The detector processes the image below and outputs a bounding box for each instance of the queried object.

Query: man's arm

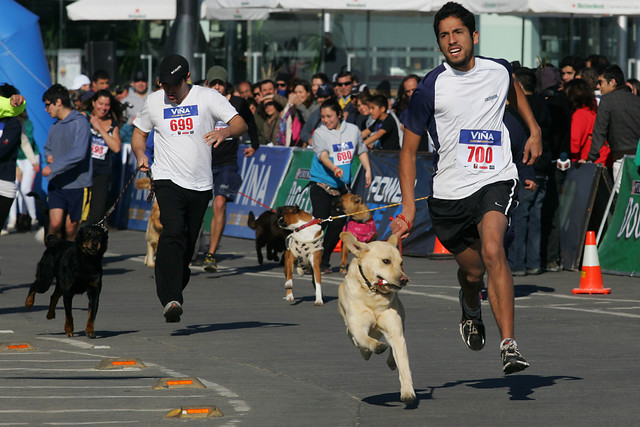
[131,127,151,171]
[203,115,248,148]
[391,129,420,237]
[588,102,609,162]
[508,81,542,165]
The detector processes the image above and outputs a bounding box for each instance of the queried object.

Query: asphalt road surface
[1,228,638,426]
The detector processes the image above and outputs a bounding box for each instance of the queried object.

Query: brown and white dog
[338,231,415,404]
[333,193,377,274]
[277,205,324,306]
[135,178,162,268]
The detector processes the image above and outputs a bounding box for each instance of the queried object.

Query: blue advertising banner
[351,151,434,257]
[222,145,293,239]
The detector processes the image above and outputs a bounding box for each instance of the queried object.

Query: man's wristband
[390,214,411,229]
[333,167,341,174]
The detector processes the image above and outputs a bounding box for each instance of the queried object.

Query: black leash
[95,165,144,228]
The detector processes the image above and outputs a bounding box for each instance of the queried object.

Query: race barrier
[119,145,634,266]
[598,157,640,277]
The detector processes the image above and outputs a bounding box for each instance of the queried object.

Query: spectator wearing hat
[70,74,91,93]
[201,65,259,273]
[123,71,149,126]
[131,54,247,323]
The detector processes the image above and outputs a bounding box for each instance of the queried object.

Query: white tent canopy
[432,0,640,16]
[67,0,178,21]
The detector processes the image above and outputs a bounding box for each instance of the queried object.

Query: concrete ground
[0,228,638,426]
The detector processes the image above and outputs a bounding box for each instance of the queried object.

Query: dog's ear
[387,234,398,247]
[340,231,368,255]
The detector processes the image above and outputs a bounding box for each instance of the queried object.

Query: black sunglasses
[264,101,275,107]
[335,81,352,87]
[276,82,287,87]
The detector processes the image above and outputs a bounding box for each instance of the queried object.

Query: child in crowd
[361,94,400,150]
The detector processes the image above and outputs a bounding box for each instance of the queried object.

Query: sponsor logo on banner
[285,180,312,212]
[616,197,640,239]
[631,180,640,195]
[238,156,271,206]
[369,176,402,204]
[295,168,310,180]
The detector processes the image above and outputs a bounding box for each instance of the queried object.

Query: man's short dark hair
[91,69,110,82]
[42,83,71,108]
[559,55,586,73]
[260,79,275,89]
[514,67,537,93]
[433,2,476,38]
[336,70,352,81]
[600,64,625,89]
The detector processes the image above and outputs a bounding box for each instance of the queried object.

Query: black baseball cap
[133,71,147,82]
[158,54,189,86]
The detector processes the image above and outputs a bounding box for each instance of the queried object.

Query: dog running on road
[25,225,108,339]
[247,209,289,265]
[338,231,415,404]
[277,205,324,306]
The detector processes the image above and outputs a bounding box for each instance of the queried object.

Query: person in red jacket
[564,79,611,167]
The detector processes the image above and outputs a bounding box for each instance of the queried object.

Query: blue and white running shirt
[401,57,518,200]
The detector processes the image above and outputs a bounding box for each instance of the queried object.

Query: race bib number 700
[456,129,503,171]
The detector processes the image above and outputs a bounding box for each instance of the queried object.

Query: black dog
[25,225,108,338]
[247,209,289,265]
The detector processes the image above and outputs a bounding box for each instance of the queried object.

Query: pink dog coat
[343,218,377,243]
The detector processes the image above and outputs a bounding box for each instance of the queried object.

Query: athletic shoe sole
[163,301,183,323]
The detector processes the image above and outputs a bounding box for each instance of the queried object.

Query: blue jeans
[507,176,547,272]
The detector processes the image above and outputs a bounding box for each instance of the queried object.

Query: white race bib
[163,105,201,137]
[331,141,355,166]
[456,129,503,171]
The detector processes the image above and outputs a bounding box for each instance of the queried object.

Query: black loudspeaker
[85,41,117,83]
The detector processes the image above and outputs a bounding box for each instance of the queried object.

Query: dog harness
[286,232,324,274]
[343,218,377,243]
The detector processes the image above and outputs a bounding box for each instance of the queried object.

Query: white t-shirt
[402,57,518,200]
[134,85,238,191]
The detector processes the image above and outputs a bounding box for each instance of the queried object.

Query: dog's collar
[293,218,322,233]
[358,264,388,293]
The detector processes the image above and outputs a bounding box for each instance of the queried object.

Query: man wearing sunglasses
[335,71,361,126]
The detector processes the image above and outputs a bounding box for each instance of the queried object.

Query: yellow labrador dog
[338,231,415,405]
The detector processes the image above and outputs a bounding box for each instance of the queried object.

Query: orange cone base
[572,267,610,294]
[572,287,611,294]
[333,240,342,252]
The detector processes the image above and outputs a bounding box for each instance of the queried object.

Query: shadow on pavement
[439,375,582,400]
[172,320,297,336]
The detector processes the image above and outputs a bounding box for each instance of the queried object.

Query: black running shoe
[501,338,530,374]
[459,289,485,351]
[163,301,182,323]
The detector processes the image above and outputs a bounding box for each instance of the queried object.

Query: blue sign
[223,145,293,239]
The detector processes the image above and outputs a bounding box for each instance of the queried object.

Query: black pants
[0,195,13,230]
[309,183,347,269]
[154,180,211,307]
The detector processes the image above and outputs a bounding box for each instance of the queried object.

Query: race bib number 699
[163,105,200,137]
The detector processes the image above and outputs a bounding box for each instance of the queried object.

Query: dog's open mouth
[377,277,403,291]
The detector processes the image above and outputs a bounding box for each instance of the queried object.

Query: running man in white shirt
[391,2,541,374]
[132,54,247,323]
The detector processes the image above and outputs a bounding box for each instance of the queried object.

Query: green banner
[272,148,360,213]
[599,157,640,277]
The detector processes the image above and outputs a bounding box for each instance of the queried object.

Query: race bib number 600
[163,105,200,137]
[456,129,503,171]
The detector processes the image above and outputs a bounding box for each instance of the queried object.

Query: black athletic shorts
[427,179,519,254]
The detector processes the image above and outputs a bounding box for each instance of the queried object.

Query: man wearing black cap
[131,54,247,323]
[202,65,260,273]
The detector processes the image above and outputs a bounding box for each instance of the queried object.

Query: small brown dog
[247,210,289,265]
[338,231,415,404]
[277,205,324,306]
[134,178,162,268]
[333,193,377,274]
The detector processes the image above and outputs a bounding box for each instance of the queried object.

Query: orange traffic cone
[333,239,342,252]
[572,231,610,294]
[429,236,454,260]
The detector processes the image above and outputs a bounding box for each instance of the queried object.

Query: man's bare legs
[203,195,227,272]
[454,210,514,341]
[48,208,79,241]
